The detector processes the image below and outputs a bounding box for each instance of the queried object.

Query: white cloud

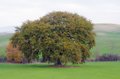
[0,0,120,32]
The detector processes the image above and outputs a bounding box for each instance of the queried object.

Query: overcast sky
[0,0,120,32]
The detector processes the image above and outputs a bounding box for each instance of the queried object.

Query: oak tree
[11,11,95,65]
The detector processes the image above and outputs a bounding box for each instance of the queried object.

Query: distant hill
[0,33,13,57]
[0,32,13,36]
[91,23,120,57]
[93,23,120,32]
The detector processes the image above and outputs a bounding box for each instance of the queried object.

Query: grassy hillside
[90,24,120,57]
[0,62,120,79]
[0,33,12,57]
[91,32,120,57]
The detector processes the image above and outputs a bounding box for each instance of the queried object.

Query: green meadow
[0,62,120,79]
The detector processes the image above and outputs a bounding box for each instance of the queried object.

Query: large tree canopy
[11,11,95,65]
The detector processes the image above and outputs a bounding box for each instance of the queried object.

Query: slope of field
[91,24,120,56]
[0,33,12,57]
[91,32,120,57]
[0,62,120,79]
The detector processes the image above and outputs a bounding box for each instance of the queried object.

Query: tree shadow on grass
[28,64,51,68]
[26,63,81,68]
[18,63,81,69]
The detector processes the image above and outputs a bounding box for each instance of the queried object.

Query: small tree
[11,11,95,65]
[6,42,24,63]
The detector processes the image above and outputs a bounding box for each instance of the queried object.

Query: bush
[6,42,24,63]
[95,54,120,61]
[0,57,6,62]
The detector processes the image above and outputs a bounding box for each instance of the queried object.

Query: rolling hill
[91,24,120,57]
[94,23,120,32]
[0,33,13,57]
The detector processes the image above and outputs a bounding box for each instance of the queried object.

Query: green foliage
[11,11,95,65]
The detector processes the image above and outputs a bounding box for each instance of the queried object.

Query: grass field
[0,62,120,79]
[91,32,120,57]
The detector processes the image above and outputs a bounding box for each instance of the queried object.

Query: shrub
[6,42,24,63]
[0,57,6,62]
[95,54,120,61]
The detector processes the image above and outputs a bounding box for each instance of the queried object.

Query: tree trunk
[27,57,32,63]
[55,59,62,66]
